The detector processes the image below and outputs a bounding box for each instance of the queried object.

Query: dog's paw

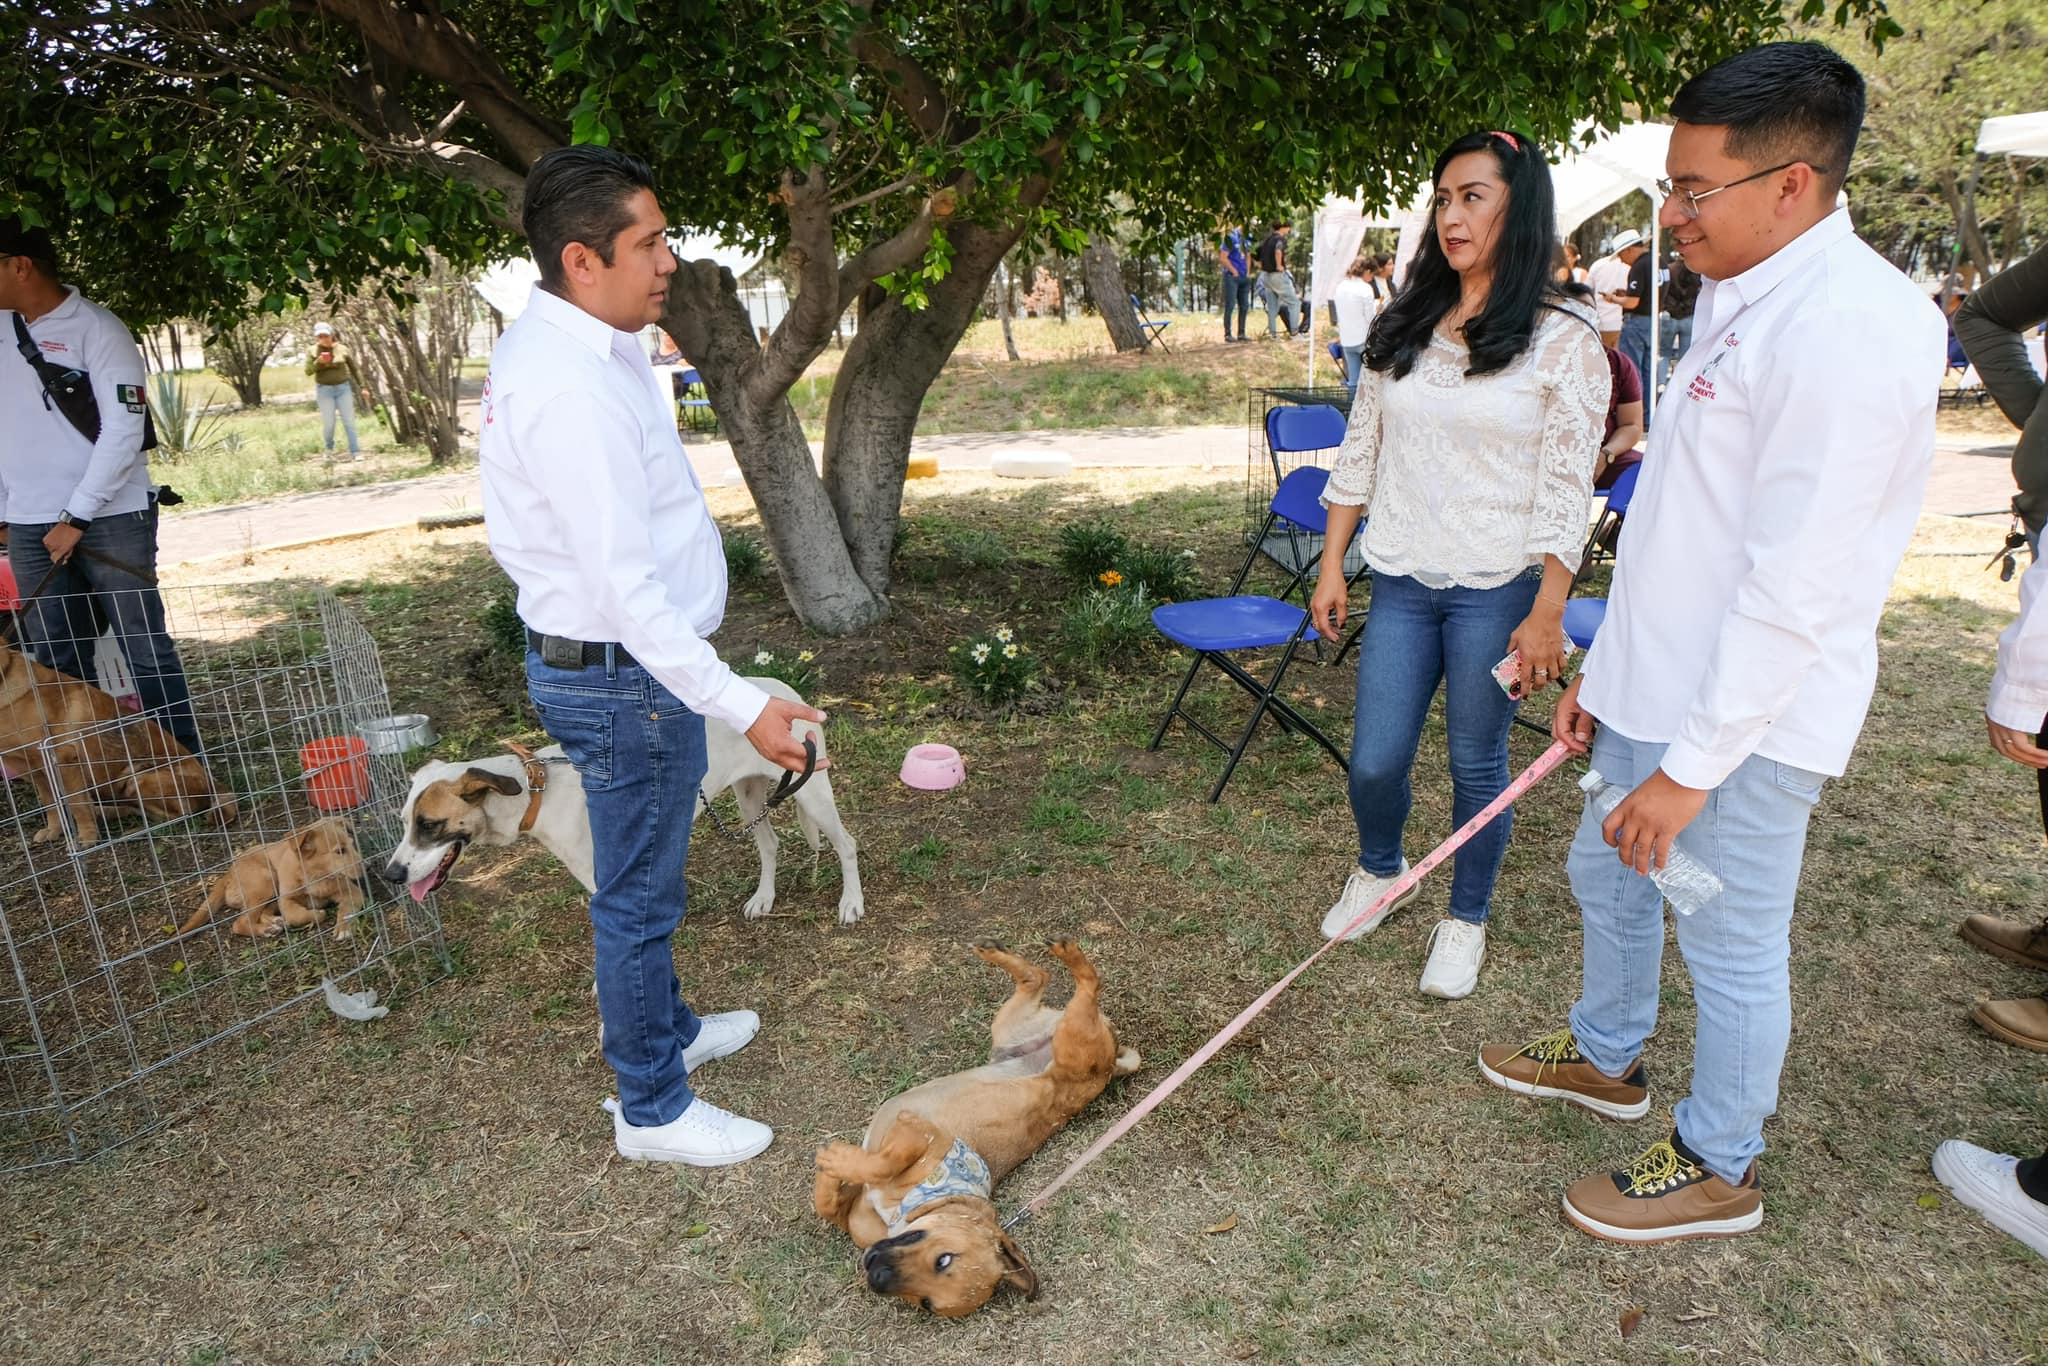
[742,888,776,920]
[814,1141,867,1180]
[257,917,287,939]
[31,825,58,845]
[1044,938,1081,960]
[836,893,864,927]
[333,921,353,942]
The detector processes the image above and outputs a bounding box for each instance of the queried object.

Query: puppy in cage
[179,817,368,940]
[0,637,239,846]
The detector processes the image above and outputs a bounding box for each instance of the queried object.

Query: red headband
[1489,130,1521,152]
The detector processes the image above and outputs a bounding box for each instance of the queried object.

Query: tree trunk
[996,260,1021,362]
[1934,164,1997,284]
[1080,236,1147,352]
[1054,255,1069,323]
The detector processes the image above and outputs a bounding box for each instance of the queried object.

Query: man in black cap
[0,217,203,756]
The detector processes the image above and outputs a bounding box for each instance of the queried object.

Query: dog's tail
[178,875,231,934]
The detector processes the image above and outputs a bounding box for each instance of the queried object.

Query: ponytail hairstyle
[1365,130,1567,379]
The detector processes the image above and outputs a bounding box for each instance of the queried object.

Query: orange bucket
[301,737,371,812]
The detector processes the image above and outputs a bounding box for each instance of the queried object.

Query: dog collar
[869,1138,994,1236]
[502,740,550,834]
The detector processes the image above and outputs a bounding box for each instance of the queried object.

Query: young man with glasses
[1478,42,1944,1243]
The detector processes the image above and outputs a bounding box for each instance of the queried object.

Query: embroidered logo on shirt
[116,382,145,414]
[38,339,68,355]
[1686,333,1739,402]
[482,376,494,426]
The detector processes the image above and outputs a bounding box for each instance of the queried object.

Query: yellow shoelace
[1512,1027,1581,1071]
[1622,1141,1699,1196]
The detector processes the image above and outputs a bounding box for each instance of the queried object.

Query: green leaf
[725,151,747,176]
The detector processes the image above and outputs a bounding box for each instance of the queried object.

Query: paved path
[158,423,2017,568]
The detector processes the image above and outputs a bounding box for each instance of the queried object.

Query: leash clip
[701,736,817,843]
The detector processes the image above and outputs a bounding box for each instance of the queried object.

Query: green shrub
[1116,543,1202,602]
[1057,520,1129,583]
[943,528,1011,573]
[950,625,1038,706]
[481,579,525,659]
[1058,585,1159,671]
[724,529,767,579]
[744,646,819,695]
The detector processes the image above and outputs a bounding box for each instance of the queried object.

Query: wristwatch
[57,511,91,532]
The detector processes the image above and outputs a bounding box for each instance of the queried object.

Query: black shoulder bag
[11,312,158,451]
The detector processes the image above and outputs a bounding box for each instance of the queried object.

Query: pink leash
[1005,739,1574,1228]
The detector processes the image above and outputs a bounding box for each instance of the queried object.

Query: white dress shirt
[1325,303,1608,588]
[0,286,154,524]
[480,285,769,733]
[1579,210,1945,789]
[1990,550,2048,732]
[1333,276,1378,348]
[1585,254,1629,334]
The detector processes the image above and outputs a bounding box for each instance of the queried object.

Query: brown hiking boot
[1972,996,2048,1052]
[1562,1134,1763,1244]
[1478,1026,1650,1121]
[1959,914,2048,973]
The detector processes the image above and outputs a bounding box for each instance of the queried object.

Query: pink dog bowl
[900,743,966,791]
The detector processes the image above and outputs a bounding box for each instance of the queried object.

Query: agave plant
[145,374,230,461]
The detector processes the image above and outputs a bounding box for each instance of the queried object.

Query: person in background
[1482,40,1943,1244]
[1218,224,1254,344]
[1931,528,2048,1258]
[1256,221,1300,338]
[1554,241,1586,287]
[1333,256,1378,387]
[1585,229,1641,348]
[0,217,205,757]
[1659,253,1701,394]
[1595,346,1646,491]
[1308,129,1607,1001]
[305,321,364,461]
[1610,233,1655,404]
[1954,243,2048,544]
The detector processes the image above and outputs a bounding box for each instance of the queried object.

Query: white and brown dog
[381,677,864,924]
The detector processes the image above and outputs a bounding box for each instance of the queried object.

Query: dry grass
[1,471,2043,1363]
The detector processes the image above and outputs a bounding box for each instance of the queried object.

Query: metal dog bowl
[359,714,437,755]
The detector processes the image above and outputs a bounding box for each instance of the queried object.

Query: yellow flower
[798,650,815,662]
[1099,569,1124,587]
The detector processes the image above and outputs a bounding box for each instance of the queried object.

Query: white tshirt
[0,286,154,524]
[1333,277,1378,348]
[480,285,769,732]
[1324,303,1609,588]
[1585,255,1629,333]
[1578,210,1945,788]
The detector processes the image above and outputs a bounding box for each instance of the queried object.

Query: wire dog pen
[0,584,445,1173]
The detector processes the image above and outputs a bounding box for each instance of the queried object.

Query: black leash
[699,736,817,843]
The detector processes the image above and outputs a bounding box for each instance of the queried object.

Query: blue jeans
[1658,316,1693,393]
[1222,273,1254,338]
[1618,316,1654,413]
[1341,344,1366,387]
[316,381,360,454]
[527,650,708,1127]
[8,504,202,756]
[1347,568,1539,924]
[1565,727,1824,1186]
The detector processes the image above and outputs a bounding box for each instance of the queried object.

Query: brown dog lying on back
[0,641,237,845]
[181,819,367,940]
[813,940,1140,1317]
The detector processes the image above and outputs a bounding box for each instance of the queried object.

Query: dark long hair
[1366,131,1566,379]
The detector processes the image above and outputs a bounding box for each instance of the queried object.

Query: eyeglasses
[1654,162,1822,220]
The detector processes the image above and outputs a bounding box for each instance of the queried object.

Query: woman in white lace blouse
[1306,130,1610,1000]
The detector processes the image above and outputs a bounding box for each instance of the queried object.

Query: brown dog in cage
[0,641,239,846]
[180,818,368,940]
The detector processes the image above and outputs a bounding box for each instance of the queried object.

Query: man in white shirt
[1584,230,1640,348]
[0,218,203,756]
[1478,42,1944,1242]
[1332,257,1378,387]
[480,147,819,1167]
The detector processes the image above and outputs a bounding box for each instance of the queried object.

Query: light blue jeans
[1341,343,1366,387]
[1618,316,1654,415]
[1348,568,1539,924]
[316,381,360,454]
[1565,727,1824,1186]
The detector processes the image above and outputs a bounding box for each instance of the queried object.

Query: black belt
[526,629,640,670]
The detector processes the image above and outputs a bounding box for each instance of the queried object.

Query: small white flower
[994,626,1014,644]
[798,650,815,662]
[1003,643,1019,659]
[1179,549,1197,561]
[753,650,773,665]
[971,643,991,663]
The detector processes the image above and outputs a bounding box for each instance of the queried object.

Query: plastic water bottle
[1578,770,1723,916]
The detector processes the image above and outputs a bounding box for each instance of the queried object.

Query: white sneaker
[684,1009,760,1073]
[1418,919,1486,1000]
[603,1095,773,1166]
[1319,861,1418,941]
[1932,1139,2048,1257]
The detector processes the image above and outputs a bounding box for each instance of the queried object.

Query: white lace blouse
[1324,303,1610,589]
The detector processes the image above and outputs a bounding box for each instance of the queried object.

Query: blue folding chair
[1563,598,1607,651]
[1130,295,1173,352]
[1576,459,1640,583]
[1149,466,1362,801]
[674,367,718,433]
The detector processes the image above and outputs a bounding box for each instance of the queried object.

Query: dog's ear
[996,1231,1039,1301]
[456,768,524,802]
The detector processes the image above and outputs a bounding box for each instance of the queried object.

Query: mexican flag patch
[116,383,145,413]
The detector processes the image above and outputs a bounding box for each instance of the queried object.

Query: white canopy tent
[1978,112,2048,157]
[1305,190,1425,384]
